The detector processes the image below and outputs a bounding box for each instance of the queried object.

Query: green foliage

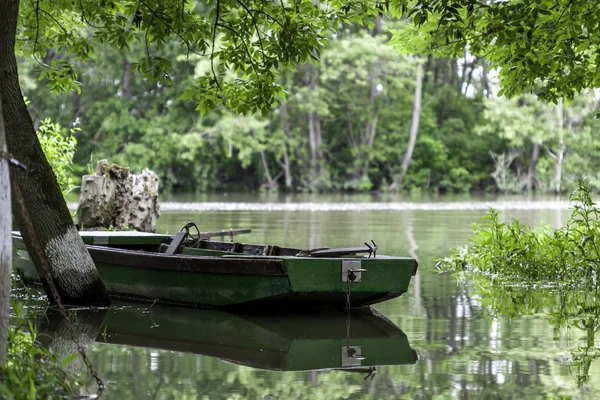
[19,8,600,194]
[436,180,600,386]
[438,180,600,286]
[16,0,385,116]
[397,0,600,106]
[0,303,80,399]
[36,119,78,195]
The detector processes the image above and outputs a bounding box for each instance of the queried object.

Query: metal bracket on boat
[342,346,366,367]
[342,260,367,283]
[93,236,109,245]
[364,240,377,258]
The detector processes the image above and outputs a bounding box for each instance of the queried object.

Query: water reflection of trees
[398,270,600,399]
[465,278,600,390]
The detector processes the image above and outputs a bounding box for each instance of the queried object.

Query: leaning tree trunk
[0,96,10,365]
[0,0,109,305]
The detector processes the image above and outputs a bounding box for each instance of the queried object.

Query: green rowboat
[12,230,418,309]
[37,302,418,372]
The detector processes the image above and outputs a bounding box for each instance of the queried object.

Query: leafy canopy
[16,0,385,115]
[17,0,600,112]
[391,0,600,104]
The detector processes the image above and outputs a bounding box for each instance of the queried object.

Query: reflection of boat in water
[37,302,418,372]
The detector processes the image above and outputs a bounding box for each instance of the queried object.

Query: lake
[47,193,600,398]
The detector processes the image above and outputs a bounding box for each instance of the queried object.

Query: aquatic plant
[0,301,81,399]
[437,180,600,387]
[1,274,85,399]
[437,179,600,287]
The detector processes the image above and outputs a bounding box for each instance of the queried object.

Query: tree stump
[76,160,160,232]
[77,175,116,228]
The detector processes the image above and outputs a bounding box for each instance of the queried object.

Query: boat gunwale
[86,245,289,276]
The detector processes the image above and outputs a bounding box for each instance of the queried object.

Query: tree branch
[137,0,194,55]
[235,0,267,65]
[78,0,101,28]
[216,21,261,75]
[211,0,222,90]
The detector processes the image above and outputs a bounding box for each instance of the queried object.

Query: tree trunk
[553,100,565,193]
[480,59,491,98]
[360,58,380,180]
[450,57,458,91]
[392,63,423,190]
[259,150,277,189]
[0,96,10,365]
[122,60,132,98]
[490,149,521,192]
[0,0,109,305]
[307,65,322,183]
[279,102,292,189]
[358,16,382,181]
[526,142,541,191]
[361,113,379,178]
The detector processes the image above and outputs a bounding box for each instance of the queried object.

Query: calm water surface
[63,194,600,399]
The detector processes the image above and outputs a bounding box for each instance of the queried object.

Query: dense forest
[21,19,600,194]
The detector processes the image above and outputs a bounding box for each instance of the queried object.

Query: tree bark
[0,96,10,365]
[122,60,132,98]
[358,15,382,181]
[259,150,276,189]
[306,64,322,183]
[0,0,109,305]
[553,99,565,193]
[527,142,541,191]
[279,101,292,189]
[360,57,380,180]
[392,63,423,190]
[480,59,491,98]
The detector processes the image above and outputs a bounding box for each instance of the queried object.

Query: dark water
[55,195,600,398]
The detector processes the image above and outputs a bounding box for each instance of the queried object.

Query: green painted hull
[12,231,417,309]
[37,302,418,371]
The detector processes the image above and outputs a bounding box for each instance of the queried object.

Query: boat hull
[12,232,417,309]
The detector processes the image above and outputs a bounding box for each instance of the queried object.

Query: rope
[345,273,351,351]
[12,174,104,394]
